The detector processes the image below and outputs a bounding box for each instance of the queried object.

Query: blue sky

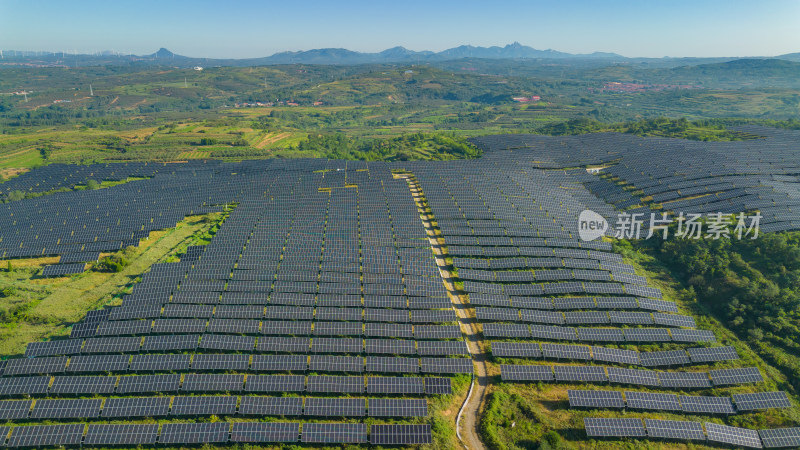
[1,0,798,58]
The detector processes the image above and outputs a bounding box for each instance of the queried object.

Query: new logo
[578,209,608,241]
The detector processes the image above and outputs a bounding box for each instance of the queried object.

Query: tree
[86,179,100,190]
[7,191,25,202]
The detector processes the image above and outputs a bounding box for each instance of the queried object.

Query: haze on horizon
[1,0,798,59]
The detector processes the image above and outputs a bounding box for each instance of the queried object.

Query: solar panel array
[3,130,800,447]
[584,417,791,448]
[568,390,789,414]
[0,161,463,446]
[492,342,738,366]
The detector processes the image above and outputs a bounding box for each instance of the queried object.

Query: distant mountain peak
[151,48,175,58]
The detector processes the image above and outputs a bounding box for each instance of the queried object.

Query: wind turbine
[89,84,93,96]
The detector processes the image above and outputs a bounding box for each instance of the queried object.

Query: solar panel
[482,323,535,338]
[307,375,364,393]
[553,365,607,382]
[251,355,307,372]
[304,397,366,417]
[639,350,691,367]
[759,427,800,449]
[7,424,85,447]
[366,356,419,373]
[101,396,170,417]
[644,419,705,441]
[0,375,50,396]
[239,396,303,416]
[607,367,660,386]
[31,398,102,419]
[311,337,362,354]
[625,391,681,411]
[230,422,300,443]
[500,364,554,382]
[733,392,792,411]
[491,342,542,358]
[368,398,427,417]
[181,374,245,392]
[192,354,250,371]
[301,423,367,444]
[529,325,576,341]
[66,354,129,373]
[425,377,453,394]
[417,340,468,356]
[680,395,736,414]
[370,424,432,445]
[705,422,763,449]
[366,376,424,394]
[84,424,159,446]
[568,390,624,409]
[170,395,238,415]
[577,328,624,342]
[659,371,712,389]
[49,375,117,394]
[159,422,230,444]
[591,346,640,365]
[710,367,763,386]
[584,417,646,437]
[245,375,305,393]
[687,346,739,364]
[309,355,364,372]
[116,374,180,394]
[624,328,671,342]
[0,399,32,420]
[421,357,473,374]
[543,343,592,360]
[415,325,463,339]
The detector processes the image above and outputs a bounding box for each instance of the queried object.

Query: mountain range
[2,42,799,68]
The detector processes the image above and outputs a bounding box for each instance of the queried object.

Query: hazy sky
[1,0,798,58]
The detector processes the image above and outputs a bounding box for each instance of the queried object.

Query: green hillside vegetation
[623,231,800,395]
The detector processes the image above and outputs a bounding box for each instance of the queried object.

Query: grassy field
[0,211,225,357]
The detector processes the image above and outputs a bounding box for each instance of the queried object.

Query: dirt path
[399,174,488,450]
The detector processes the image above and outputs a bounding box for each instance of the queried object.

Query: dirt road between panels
[400,174,488,450]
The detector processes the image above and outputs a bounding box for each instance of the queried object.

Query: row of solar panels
[1,355,472,377]
[457,267,647,286]
[0,374,451,397]
[501,364,763,388]
[27,337,468,358]
[0,422,432,447]
[477,307,695,328]
[463,280,662,299]
[492,342,738,367]
[102,306,457,322]
[569,389,790,414]
[483,323,715,343]
[72,319,461,339]
[468,293,679,313]
[0,396,429,419]
[118,293,452,308]
[584,417,798,449]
